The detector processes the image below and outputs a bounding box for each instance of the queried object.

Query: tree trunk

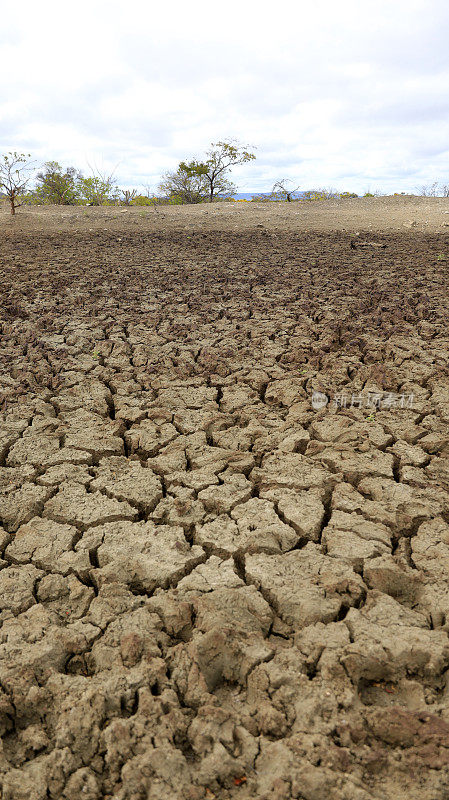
[10,198,15,215]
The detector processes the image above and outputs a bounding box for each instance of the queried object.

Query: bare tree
[271,179,300,202]
[418,181,440,197]
[0,152,34,214]
[121,189,137,206]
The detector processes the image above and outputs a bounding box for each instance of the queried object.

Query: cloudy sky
[1,0,448,194]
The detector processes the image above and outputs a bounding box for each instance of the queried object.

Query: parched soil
[0,201,449,799]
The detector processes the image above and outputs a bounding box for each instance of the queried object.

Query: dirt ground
[2,194,449,235]
[0,198,449,799]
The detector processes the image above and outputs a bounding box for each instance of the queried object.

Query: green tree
[158,160,209,204]
[35,161,81,205]
[159,140,256,204]
[77,169,119,205]
[199,140,256,202]
[0,152,34,214]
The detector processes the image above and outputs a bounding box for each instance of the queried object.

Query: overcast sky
[1,0,448,194]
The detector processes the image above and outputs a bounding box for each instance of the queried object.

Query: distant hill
[232,191,304,200]
[233,192,272,199]
[233,192,264,199]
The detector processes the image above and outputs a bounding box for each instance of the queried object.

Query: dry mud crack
[0,206,449,799]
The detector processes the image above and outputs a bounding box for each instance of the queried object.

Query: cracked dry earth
[0,221,449,800]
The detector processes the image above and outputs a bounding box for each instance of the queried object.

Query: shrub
[302,190,329,201]
[131,194,157,206]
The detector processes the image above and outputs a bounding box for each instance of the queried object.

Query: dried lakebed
[0,225,448,799]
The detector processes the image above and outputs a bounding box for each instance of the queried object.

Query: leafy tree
[159,140,256,204]
[0,152,34,214]
[199,140,256,202]
[35,161,81,205]
[77,170,119,205]
[158,160,209,204]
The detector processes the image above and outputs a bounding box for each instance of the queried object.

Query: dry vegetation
[0,197,448,799]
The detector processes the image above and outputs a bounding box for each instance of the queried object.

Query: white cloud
[1,0,448,193]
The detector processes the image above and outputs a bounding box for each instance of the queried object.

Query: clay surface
[0,199,449,798]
